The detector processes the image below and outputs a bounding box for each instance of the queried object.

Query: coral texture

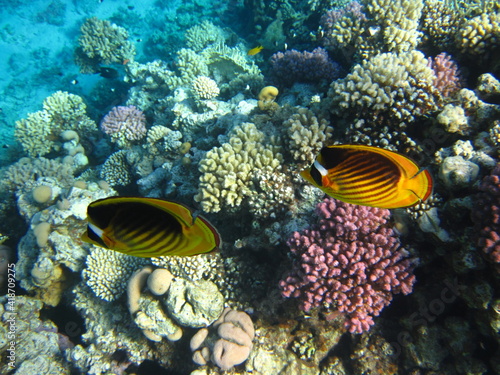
[194,122,283,213]
[191,308,254,370]
[15,91,97,157]
[269,47,341,86]
[428,52,462,98]
[101,105,147,147]
[77,17,135,72]
[329,50,440,127]
[472,163,500,271]
[192,75,220,99]
[279,198,415,333]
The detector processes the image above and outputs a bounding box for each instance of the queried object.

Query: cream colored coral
[330,50,439,124]
[192,76,220,99]
[456,12,500,57]
[14,111,53,157]
[79,17,135,64]
[185,20,226,52]
[367,0,423,53]
[284,108,333,164]
[100,150,131,187]
[194,123,282,213]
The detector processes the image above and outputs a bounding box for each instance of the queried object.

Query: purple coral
[320,1,367,50]
[428,52,462,98]
[279,198,416,333]
[101,105,147,142]
[472,163,500,271]
[269,47,341,87]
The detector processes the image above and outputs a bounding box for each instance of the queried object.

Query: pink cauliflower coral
[279,198,416,333]
[428,52,462,98]
[101,105,147,144]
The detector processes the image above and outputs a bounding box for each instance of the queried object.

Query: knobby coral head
[279,198,416,334]
[101,105,147,145]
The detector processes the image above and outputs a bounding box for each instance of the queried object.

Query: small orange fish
[247,45,264,56]
[300,144,433,209]
[123,59,130,65]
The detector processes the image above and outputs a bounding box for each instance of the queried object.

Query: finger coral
[194,122,283,213]
[279,198,416,333]
[76,17,135,73]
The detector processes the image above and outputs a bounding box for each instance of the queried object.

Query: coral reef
[280,198,415,333]
[100,105,147,147]
[328,50,440,128]
[194,122,283,213]
[190,308,254,371]
[76,17,135,73]
[472,163,500,270]
[14,91,97,157]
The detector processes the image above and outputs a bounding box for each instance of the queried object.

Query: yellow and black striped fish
[300,144,433,209]
[81,197,221,257]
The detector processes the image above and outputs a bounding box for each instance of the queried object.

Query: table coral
[279,198,416,333]
[185,20,227,52]
[194,122,283,213]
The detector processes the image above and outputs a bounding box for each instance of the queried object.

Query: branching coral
[456,11,500,60]
[194,123,283,213]
[100,150,132,187]
[192,76,220,100]
[329,50,441,128]
[100,105,147,147]
[76,17,135,73]
[280,198,416,333]
[15,91,97,157]
[283,107,333,164]
[185,20,227,52]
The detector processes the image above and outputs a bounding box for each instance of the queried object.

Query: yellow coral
[194,123,282,213]
[456,12,500,57]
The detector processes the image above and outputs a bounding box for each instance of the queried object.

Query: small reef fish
[301,144,433,209]
[247,45,264,56]
[81,197,221,257]
[96,67,119,79]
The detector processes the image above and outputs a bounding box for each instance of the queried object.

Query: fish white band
[88,222,104,238]
[314,160,328,176]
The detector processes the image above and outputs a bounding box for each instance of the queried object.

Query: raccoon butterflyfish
[300,144,433,209]
[247,45,264,56]
[81,197,221,257]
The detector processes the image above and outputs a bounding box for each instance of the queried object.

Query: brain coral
[194,122,283,213]
[329,50,440,127]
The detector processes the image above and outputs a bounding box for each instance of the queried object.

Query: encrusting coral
[194,122,283,213]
